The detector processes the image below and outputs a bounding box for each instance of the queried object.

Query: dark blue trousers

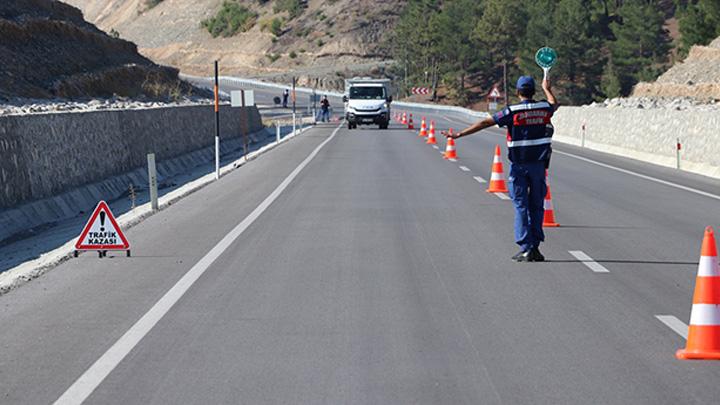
[507,162,547,251]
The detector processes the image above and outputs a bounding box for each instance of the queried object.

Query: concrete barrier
[552,106,720,179]
[0,104,262,242]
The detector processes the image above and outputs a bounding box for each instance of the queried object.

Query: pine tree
[519,0,556,76]
[678,0,720,56]
[432,0,485,103]
[600,59,622,99]
[549,0,604,104]
[473,0,527,85]
[609,0,670,95]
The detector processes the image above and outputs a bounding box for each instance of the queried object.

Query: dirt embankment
[63,0,401,85]
[633,37,720,101]
[0,0,199,100]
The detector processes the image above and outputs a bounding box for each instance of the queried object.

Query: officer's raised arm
[542,78,559,110]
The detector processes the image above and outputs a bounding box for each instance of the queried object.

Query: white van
[343,78,392,130]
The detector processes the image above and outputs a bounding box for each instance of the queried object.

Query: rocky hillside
[0,0,198,101]
[62,0,402,85]
[633,36,720,101]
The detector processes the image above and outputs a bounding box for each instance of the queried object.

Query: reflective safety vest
[492,100,555,163]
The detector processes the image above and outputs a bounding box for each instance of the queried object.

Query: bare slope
[63,0,401,79]
[0,0,196,100]
[633,37,720,100]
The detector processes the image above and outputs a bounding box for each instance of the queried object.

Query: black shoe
[516,247,545,262]
[527,247,545,262]
[511,250,527,261]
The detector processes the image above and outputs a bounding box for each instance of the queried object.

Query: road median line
[568,250,610,273]
[655,315,689,339]
[555,150,720,201]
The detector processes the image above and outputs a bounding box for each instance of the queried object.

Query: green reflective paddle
[535,47,557,79]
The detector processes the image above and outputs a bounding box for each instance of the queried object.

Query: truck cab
[343,78,392,130]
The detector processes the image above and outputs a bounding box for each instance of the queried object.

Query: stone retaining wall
[552,107,720,179]
[0,105,262,209]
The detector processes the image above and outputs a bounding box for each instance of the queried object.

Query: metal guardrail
[181,74,490,120]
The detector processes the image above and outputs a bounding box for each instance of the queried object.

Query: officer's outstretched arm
[442,117,496,139]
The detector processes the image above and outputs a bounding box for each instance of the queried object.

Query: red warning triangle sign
[489,86,501,98]
[75,201,130,250]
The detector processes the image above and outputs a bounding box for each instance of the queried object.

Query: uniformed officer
[444,76,559,262]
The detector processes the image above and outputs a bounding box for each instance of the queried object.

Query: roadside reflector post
[231,89,253,161]
[581,122,586,148]
[276,121,281,144]
[293,112,297,135]
[676,138,681,170]
[214,61,220,180]
[147,153,158,211]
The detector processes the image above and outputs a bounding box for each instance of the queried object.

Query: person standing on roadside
[443,76,559,262]
[282,88,289,108]
[320,95,330,122]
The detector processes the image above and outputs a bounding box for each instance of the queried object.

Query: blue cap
[516,76,535,90]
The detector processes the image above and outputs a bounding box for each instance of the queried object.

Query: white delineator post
[276,121,281,144]
[292,112,297,135]
[147,153,158,211]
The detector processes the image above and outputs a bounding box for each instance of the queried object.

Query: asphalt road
[1,106,720,404]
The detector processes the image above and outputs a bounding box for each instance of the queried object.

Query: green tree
[600,59,622,98]
[678,0,720,56]
[391,0,442,97]
[550,0,604,104]
[201,1,258,38]
[609,0,670,95]
[431,0,485,103]
[474,0,527,65]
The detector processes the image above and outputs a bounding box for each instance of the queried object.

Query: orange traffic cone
[408,114,415,130]
[426,123,437,145]
[486,145,508,193]
[401,112,407,125]
[419,117,428,137]
[444,130,457,160]
[543,171,560,227]
[677,226,720,360]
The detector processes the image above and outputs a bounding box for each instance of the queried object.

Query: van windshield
[349,86,386,100]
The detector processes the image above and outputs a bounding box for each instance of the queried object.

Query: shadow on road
[545,259,696,265]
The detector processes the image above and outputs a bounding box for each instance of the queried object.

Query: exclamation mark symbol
[100,211,106,232]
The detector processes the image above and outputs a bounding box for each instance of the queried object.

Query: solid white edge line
[568,250,610,273]
[53,123,343,405]
[459,166,471,172]
[655,315,689,340]
[494,193,510,200]
[555,150,720,201]
[473,176,487,184]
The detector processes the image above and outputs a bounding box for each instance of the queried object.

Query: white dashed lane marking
[568,250,610,273]
[494,193,510,200]
[655,315,689,339]
[459,166,471,172]
[473,176,487,184]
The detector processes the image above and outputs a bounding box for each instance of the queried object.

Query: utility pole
[503,61,508,107]
[292,76,297,135]
[214,61,220,180]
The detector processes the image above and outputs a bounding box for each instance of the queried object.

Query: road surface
[1,106,720,404]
